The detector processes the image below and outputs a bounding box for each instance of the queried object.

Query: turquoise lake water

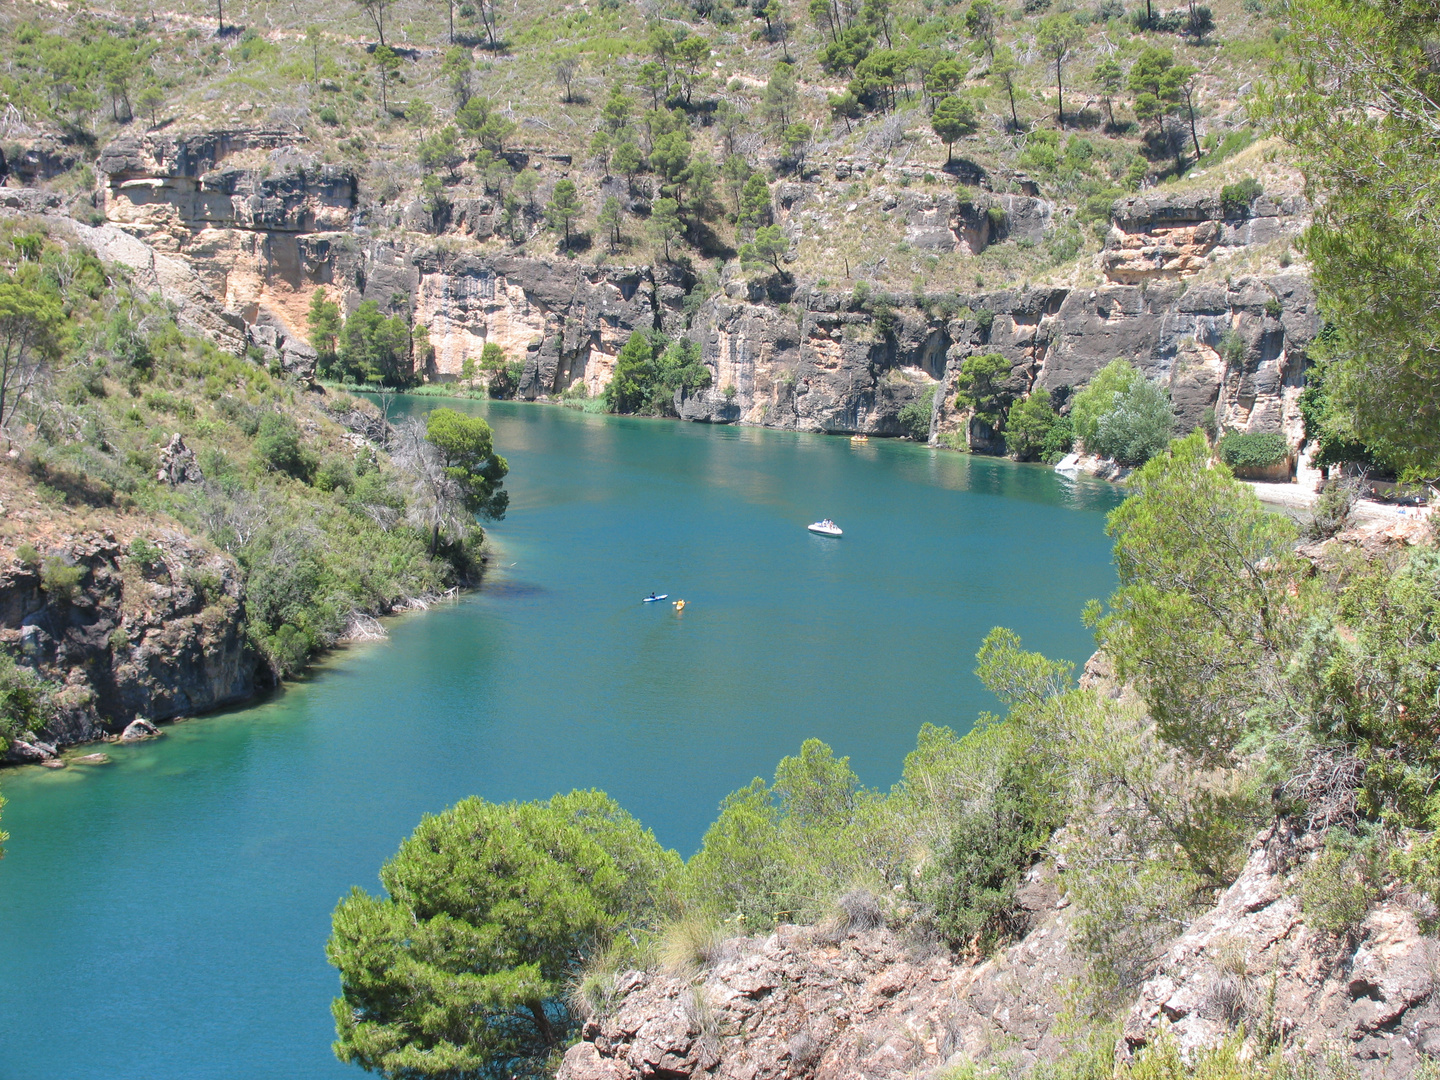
[0,401,1122,1078]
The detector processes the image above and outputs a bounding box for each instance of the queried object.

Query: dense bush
[328,791,680,1077]
[336,301,413,387]
[897,385,934,441]
[1070,359,1139,451]
[0,650,52,747]
[953,353,1014,430]
[1004,390,1066,461]
[254,413,317,482]
[1220,177,1264,218]
[604,331,712,415]
[1088,377,1174,466]
[1218,431,1288,470]
[40,556,85,603]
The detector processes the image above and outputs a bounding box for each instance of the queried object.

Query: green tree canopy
[338,300,411,386]
[931,94,979,162]
[954,352,1013,428]
[1089,376,1174,466]
[965,0,1001,56]
[1091,432,1303,764]
[0,264,64,435]
[1128,46,1191,129]
[597,195,623,250]
[647,197,682,260]
[1036,14,1083,125]
[1004,390,1058,461]
[1070,358,1140,450]
[989,45,1021,130]
[307,288,342,373]
[687,739,868,926]
[605,330,657,413]
[740,224,790,280]
[738,172,773,232]
[425,407,509,521]
[545,179,582,248]
[328,790,681,1078]
[1259,0,1440,479]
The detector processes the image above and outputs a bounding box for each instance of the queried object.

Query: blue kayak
[642,594,669,602]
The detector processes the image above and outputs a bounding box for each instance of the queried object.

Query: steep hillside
[0,0,1312,466]
[0,215,502,758]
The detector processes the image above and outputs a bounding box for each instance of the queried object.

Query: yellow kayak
[673,599,686,611]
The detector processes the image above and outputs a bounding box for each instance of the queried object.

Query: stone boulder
[120,717,161,741]
[157,433,203,486]
[6,738,58,763]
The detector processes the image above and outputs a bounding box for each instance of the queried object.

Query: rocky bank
[86,129,1316,459]
[0,525,255,760]
[558,829,1439,1080]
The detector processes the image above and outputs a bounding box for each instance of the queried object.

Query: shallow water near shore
[0,401,1122,1079]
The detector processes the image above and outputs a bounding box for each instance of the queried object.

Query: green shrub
[254,413,317,482]
[40,557,85,603]
[0,650,51,747]
[314,455,355,493]
[1220,177,1263,218]
[109,626,130,651]
[1219,431,1289,470]
[1042,414,1075,462]
[327,791,681,1077]
[921,771,1049,951]
[1304,476,1362,540]
[1090,378,1174,466]
[1299,836,1379,936]
[897,385,935,441]
[1004,390,1059,461]
[127,536,163,566]
[1071,359,1140,451]
[686,739,871,928]
[15,543,39,568]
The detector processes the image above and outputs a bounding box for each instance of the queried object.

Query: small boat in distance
[808,519,843,537]
[642,593,669,602]
[850,434,869,443]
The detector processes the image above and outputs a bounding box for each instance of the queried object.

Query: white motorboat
[807,519,843,537]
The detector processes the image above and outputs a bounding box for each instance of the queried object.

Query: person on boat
[647,592,657,600]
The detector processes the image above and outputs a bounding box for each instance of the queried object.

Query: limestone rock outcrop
[1122,825,1440,1076]
[679,273,1316,449]
[78,127,1316,453]
[1103,191,1308,284]
[559,871,1086,1080]
[156,433,203,486]
[97,130,357,362]
[560,832,1437,1080]
[0,530,257,749]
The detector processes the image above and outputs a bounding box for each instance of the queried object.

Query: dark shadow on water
[480,580,547,599]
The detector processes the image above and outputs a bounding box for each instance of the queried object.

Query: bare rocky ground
[559,835,1440,1080]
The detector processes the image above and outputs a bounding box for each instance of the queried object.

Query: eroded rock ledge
[0,527,255,754]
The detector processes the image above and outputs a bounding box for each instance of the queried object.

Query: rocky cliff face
[558,832,1438,1080]
[1122,823,1440,1075]
[561,872,1082,1080]
[0,523,256,756]
[681,272,1315,450]
[87,127,1315,452]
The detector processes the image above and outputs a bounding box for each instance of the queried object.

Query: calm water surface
[0,401,1122,1079]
